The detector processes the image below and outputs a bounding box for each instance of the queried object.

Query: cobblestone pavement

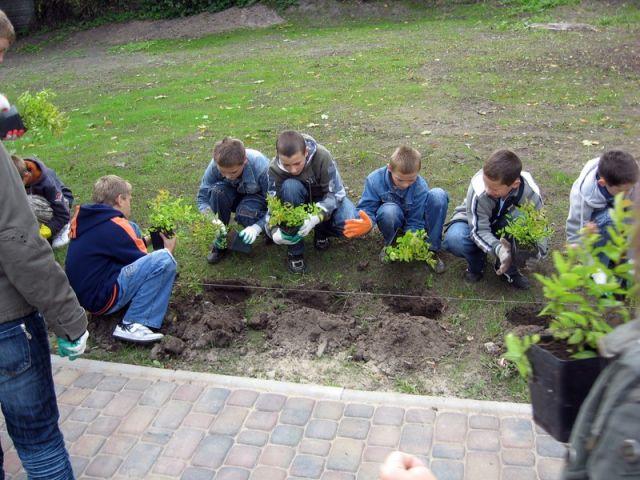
[1,357,566,480]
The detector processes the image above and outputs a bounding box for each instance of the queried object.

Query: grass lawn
[2,0,638,401]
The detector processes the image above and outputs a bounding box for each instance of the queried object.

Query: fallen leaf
[154,95,167,100]
[307,122,320,127]
[582,139,600,146]
[321,114,329,120]
[253,80,265,84]
[420,130,432,136]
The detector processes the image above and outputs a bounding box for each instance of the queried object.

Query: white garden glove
[298,212,323,237]
[0,94,10,111]
[239,224,262,244]
[272,228,301,245]
[495,238,512,275]
[57,330,89,361]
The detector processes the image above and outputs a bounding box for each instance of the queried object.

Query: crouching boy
[443,149,545,290]
[12,154,74,248]
[66,175,177,344]
[344,145,449,272]
[266,130,357,273]
[196,137,270,264]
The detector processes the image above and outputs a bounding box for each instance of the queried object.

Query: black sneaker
[464,270,483,283]
[314,233,330,251]
[207,246,227,264]
[287,254,307,274]
[504,271,531,290]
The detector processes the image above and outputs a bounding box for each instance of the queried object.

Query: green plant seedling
[267,196,322,229]
[384,229,436,268]
[498,201,553,249]
[17,90,68,138]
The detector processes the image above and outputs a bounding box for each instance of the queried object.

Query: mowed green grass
[2,0,639,400]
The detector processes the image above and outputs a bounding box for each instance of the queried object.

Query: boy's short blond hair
[213,137,246,168]
[389,146,421,174]
[92,175,132,206]
[0,10,16,44]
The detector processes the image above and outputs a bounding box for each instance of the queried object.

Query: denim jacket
[196,148,270,227]
[356,166,429,232]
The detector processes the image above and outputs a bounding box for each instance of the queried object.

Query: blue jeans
[279,178,357,256]
[376,188,449,250]
[591,207,614,265]
[0,313,73,480]
[206,181,267,228]
[107,250,177,329]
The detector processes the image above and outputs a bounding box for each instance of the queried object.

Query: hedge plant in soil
[384,229,436,269]
[267,195,322,235]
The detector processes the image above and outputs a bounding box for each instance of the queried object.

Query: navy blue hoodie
[65,204,147,314]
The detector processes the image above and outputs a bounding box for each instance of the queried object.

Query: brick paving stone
[537,435,568,458]
[327,438,365,472]
[259,444,295,468]
[435,412,467,443]
[124,378,153,391]
[173,383,204,402]
[469,414,500,430]
[118,406,158,435]
[501,417,534,449]
[58,387,91,406]
[69,407,101,423]
[271,424,304,446]
[363,446,393,463]
[153,456,187,476]
[299,438,332,456]
[86,415,121,436]
[60,421,87,442]
[227,389,259,407]
[58,404,73,423]
[69,434,105,456]
[255,393,287,412]
[2,450,21,475]
[96,375,128,392]
[314,401,345,420]
[467,429,500,452]
[237,429,269,447]
[399,424,432,455]
[281,398,316,425]
[466,452,500,480]
[85,455,123,478]
[344,404,374,419]
[430,460,464,480]
[73,372,104,389]
[153,400,192,429]
[194,387,230,414]
[502,466,538,480]
[225,444,261,469]
[245,410,278,431]
[538,457,565,480]
[291,454,326,478]
[181,467,215,480]
[368,425,401,448]
[192,434,234,469]
[372,407,404,426]
[405,408,436,424]
[502,448,535,466]
[119,442,162,477]
[217,466,250,480]
[183,412,215,429]
[70,455,90,477]
[82,390,115,409]
[432,444,465,460]
[306,419,338,440]
[356,462,380,480]
[164,428,205,459]
[102,435,138,456]
[142,427,173,445]
[140,381,176,407]
[249,466,286,480]
[102,390,141,417]
[322,472,356,480]
[53,368,81,386]
[210,406,249,435]
[338,418,370,440]
[54,383,66,397]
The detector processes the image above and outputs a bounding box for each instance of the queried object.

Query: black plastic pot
[280,225,300,236]
[527,337,608,442]
[150,228,173,251]
[511,240,537,268]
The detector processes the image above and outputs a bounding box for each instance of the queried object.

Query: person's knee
[280,179,306,204]
[428,188,449,211]
[155,250,177,274]
[443,225,466,254]
[377,203,403,224]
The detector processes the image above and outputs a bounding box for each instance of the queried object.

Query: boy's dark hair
[390,146,421,174]
[483,149,522,185]
[276,131,306,158]
[0,10,15,44]
[213,137,246,168]
[598,150,639,186]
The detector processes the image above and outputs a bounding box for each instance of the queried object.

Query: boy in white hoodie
[566,150,638,255]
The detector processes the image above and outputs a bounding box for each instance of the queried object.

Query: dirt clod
[161,335,186,355]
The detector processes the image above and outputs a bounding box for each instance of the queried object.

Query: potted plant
[504,194,635,442]
[383,229,436,269]
[267,196,322,236]
[147,190,199,250]
[498,201,553,268]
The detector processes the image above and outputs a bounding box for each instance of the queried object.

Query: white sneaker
[52,224,70,249]
[113,323,163,344]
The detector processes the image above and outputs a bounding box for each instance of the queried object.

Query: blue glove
[57,330,89,361]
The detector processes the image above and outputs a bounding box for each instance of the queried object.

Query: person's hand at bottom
[379,452,437,480]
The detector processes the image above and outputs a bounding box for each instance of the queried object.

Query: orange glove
[344,210,373,238]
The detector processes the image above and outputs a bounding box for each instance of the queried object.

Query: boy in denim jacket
[197,137,269,264]
[344,146,449,272]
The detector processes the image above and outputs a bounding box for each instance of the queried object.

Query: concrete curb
[52,355,532,416]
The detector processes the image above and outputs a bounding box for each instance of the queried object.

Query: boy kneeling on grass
[196,137,270,264]
[65,175,177,344]
[12,154,74,248]
[343,145,449,272]
[266,130,357,274]
[443,149,546,290]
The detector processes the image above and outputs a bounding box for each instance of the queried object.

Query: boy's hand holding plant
[239,224,262,245]
[298,204,326,237]
[495,238,513,275]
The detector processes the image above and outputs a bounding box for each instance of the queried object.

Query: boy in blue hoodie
[266,130,357,273]
[344,146,449,272]
[66,175,177,344]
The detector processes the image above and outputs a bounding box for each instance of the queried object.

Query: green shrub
[17,90,68,138]
[147,190,199,234]
[384,230,436,268]
[267,196,321,229]
[498,201,552,250]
